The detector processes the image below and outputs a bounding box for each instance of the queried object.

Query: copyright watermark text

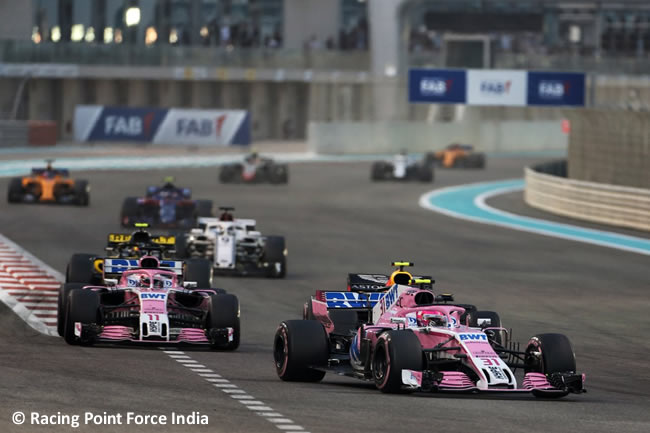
[11,411,208,428]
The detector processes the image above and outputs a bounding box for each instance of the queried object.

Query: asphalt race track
[1,158,649,433]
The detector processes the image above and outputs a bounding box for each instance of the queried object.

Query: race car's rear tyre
[64,289,100,345]
[471,153,486,168]
[74,180,90,206]
[270,164,289,184]
[476,311,505,346]
[219,164,241,183]
[417,164,434,182]
[209,293,240,350]
[185,258,213,288]
[264,236,287,278]
[274,320,328,382]
[372,330,423,393]
[7,178,23,203]
[57,283,85,337]
[175,234,188,259]
[121,197,140,227]
[196,200,213,217]
[525,333,576,377]
[371,162,387,181]
[66,253,96,284]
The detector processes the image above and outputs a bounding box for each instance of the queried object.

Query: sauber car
[371,151,433,182]
[120,177,213,228]
[58,256,239,349]
[426,143,486,168]
[276,268,585,397]
[219,152,288,184]
[177,207,287,278]
[7,159,90,205]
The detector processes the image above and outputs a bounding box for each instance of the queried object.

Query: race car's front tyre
[219,164,241,183]
[264,236,287,278]
[74,180,90,206]
[525,333,577,398]
[63,289,100,345]
[57,283,85,337]
[372,330,423,393]
[7,178,23,203]
[476,310,505,346]
[274,320,327,382]
[471,153,486,168]
[66,253,96,284]
[185,258,213,288]
[120,197,140,227]
[208,293,240,350]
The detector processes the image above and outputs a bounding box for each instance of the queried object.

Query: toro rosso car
[58,256,239,349]
[276,271,585,397]
[65,225,213,289]
[426,143,486,168]
[219,152,288,184]
[121,177,213,228]
[7,159,90,205]
[177,207,287,278]
[371,151,433,182]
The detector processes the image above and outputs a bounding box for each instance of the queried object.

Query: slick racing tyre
[219,164,241,183]
[209,294,240,350]
[372,330,423,393]
[417,164,434,182]
[371,162,387,181]
[195,200,213,217]
[74,180,90,206]
[269,164,289,184]
[525,333,576,376]
[66,253,96,284]
[185,258,213,288]
[274,320,328,382]
[64,289,100,345]
[7,178,23,203]
[57,283,85,337]
[264,236,287,278]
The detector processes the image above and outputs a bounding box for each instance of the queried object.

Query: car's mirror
[183,281,198,289]
[104,278,118,287]
[390,317,407,324]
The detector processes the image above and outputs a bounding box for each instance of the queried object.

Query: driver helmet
[139,275,151,287]
[387,269,413,286]
[219,211,234,221]
[416,310,447,327]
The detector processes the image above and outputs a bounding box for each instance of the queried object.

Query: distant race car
[371,152,433,182]
[63,224,214,288]
[426,143,486,168]
[7,159,90,205]
[120,177,213,228]
[219,152,288,184]
[177,207,287,278]
[276,264,585,397]
[58,256,239,349]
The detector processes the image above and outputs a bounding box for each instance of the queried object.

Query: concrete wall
[568,109,650,188]
[309,120,568,154]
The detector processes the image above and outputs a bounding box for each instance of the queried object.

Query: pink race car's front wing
[402,370,586,397]
[78,324,234,345]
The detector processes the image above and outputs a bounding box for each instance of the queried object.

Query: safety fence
[525,162,650,232]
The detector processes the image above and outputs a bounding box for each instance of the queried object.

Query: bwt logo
[459,333,488,341]
[141,293,166,300]
[176,115,227,138]
[420,78,451,96]
[480,80,511,95]
[538,81,569,99]
[104,113,155,136]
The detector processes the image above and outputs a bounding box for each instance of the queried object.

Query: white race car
[177,207,287,278]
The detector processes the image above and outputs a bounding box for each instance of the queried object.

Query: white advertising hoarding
[466,70,527,106]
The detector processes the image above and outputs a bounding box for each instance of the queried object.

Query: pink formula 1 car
[59,257,239,350]
[274,283,585,397]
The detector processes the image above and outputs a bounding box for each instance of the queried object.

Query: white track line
[160,349,309,432]
[0,234,63,336]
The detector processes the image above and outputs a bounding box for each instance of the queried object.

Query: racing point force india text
[24,411,208,428]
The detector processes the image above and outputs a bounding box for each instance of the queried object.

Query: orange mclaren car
[426,143,486,169]
[7,160,90,205]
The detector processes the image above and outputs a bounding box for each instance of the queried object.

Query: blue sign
[527,72,585,106]
[87,107,168,142]
[408,69,467,104]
